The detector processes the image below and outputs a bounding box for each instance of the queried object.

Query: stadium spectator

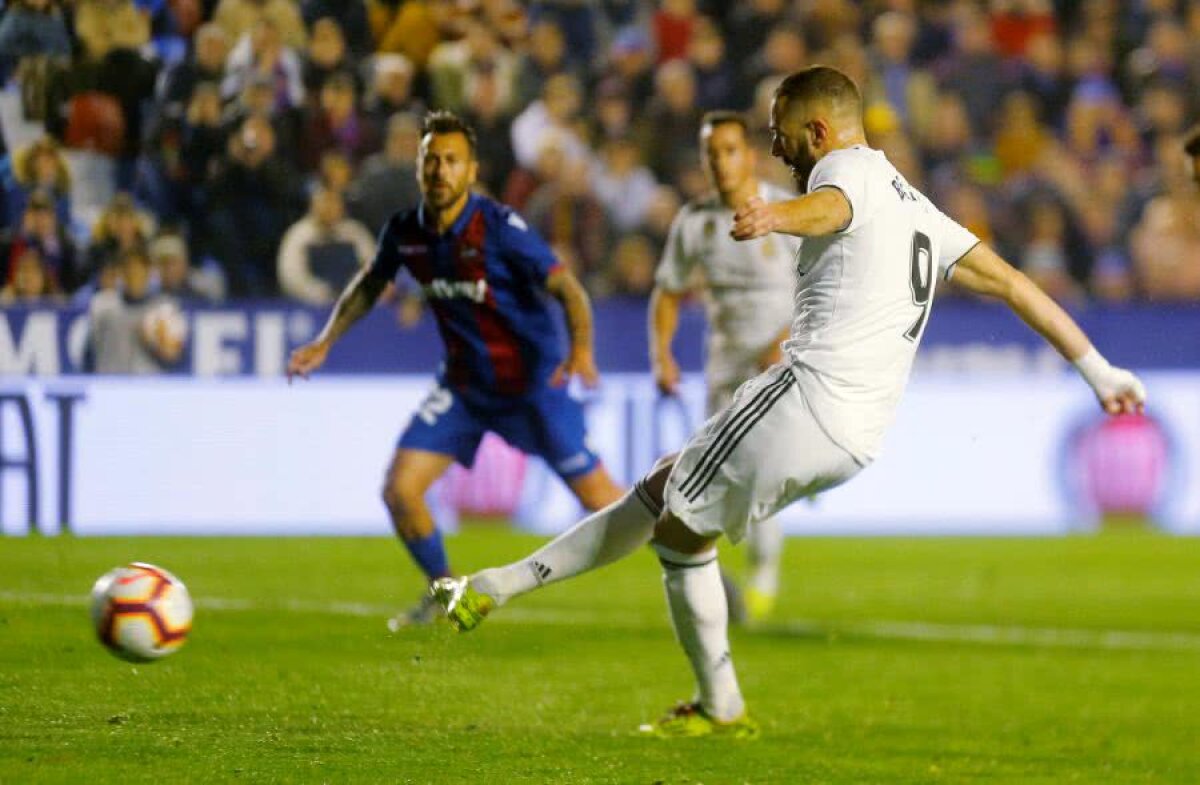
[988,0,1056,58]
[427,19,517,115]
[591,137,658,234]
[298,71,379,171]
[1130,140,1200,300]
[277,186,373,305]
[364,54,423,129]
[686,17,736,112]
[369,0,440,67]
[203,114,305,296]
[463,67,516,198]
[302,17,360,97]
[869,11,936,135]
[0,0,71,82]
[1016,31,1071,129]
[346,112,420,233]
[214,0,307,50]
[739,24,807,104]
[1018,195,1083,303]
[525,157,610,287]
[150,230,225,303]
[937,8,1008,136]
[527,0,599,67]
[2,189,79,292]
[314,149,354,194]
[513,19,571,108]
[222,18,305,111]
[74,0,150,55]
[301,0,370,57]
[1,136,71,229]
[585,78,648,152]
[86,192,155,283]
[724,0,790,69]
[84,245,187,373]
[502,134,565,212]
[994,91,1052,178]
[604,26,655,111]
[510,73,588,170]
[0,245,61,305]
[158,23,230,114]
[46,9,158,172]
[643,60,703,186]
[652,0,698,64]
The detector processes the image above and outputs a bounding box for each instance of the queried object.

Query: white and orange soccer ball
[90,563,193,662]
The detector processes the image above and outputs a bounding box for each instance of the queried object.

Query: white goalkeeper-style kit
[665,145,980,541]
[655,182,803,413]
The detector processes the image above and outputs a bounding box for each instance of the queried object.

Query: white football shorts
[665,363,863,543]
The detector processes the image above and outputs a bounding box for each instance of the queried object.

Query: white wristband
[1072,347,1110,387]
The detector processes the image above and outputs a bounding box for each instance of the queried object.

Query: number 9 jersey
[785,145,980,464]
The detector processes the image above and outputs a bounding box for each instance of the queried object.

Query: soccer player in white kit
[431,67,1146,738]
[650,110,800,623]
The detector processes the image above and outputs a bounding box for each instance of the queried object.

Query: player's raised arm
[546,267,600,388]
[287,266,390,381]
[951,242,1146,415]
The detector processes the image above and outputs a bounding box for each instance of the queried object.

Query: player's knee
[382,477,422,515]
[639,453,678,506]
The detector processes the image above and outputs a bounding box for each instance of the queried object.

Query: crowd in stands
[1,0,1199,311]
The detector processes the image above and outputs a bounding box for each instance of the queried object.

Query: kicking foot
[386,592,441,631]
[429,577,494,632]
[638,702,760,740]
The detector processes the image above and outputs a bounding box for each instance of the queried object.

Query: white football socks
[471,481,661,606]
[655,543,745,722]
[746,516,782,597]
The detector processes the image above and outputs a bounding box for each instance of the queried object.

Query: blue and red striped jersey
[368,193,565,396]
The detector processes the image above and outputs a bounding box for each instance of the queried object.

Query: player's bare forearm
[732,190,851,241]
[547,268,594,356]
[649,287,682,364]
[951,243,1090,361]
[316,269,388,346]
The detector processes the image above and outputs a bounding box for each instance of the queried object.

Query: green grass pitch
[2,529,1199,784]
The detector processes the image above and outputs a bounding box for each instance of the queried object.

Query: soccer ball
[90,563,193,662]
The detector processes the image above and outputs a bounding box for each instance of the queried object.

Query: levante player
[288,111,622,628]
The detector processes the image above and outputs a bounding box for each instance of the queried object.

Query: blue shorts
[397,383,599,480]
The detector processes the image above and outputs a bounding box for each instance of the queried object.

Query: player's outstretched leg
[640,516,758,739]
[383,449,457,630]
[744,515,783,623]
[430,458,673,631]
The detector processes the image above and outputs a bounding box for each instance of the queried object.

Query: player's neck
[425,192,471,234]
[720,179,760,210]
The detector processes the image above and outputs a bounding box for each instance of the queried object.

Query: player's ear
[467,157,479,186]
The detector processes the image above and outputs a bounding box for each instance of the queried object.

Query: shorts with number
[664,364,863,543]
[397,383,599,480]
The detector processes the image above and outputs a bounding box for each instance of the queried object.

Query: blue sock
[402,530,450,581]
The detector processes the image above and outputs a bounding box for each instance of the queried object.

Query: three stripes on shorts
[677,368,797,503]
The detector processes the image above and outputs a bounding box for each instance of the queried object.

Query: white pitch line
[3,590,1200,653]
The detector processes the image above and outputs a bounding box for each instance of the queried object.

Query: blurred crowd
[2,0,1200,311]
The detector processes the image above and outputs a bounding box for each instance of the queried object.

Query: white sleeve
[930,207,980,281]
[806,149,879,234]
[653,210,697,293]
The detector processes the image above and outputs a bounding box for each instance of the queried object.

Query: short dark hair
[421,110,477,155]
[700,110,749,139]
[1185,125,1200,157]
[774,66,862,112]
